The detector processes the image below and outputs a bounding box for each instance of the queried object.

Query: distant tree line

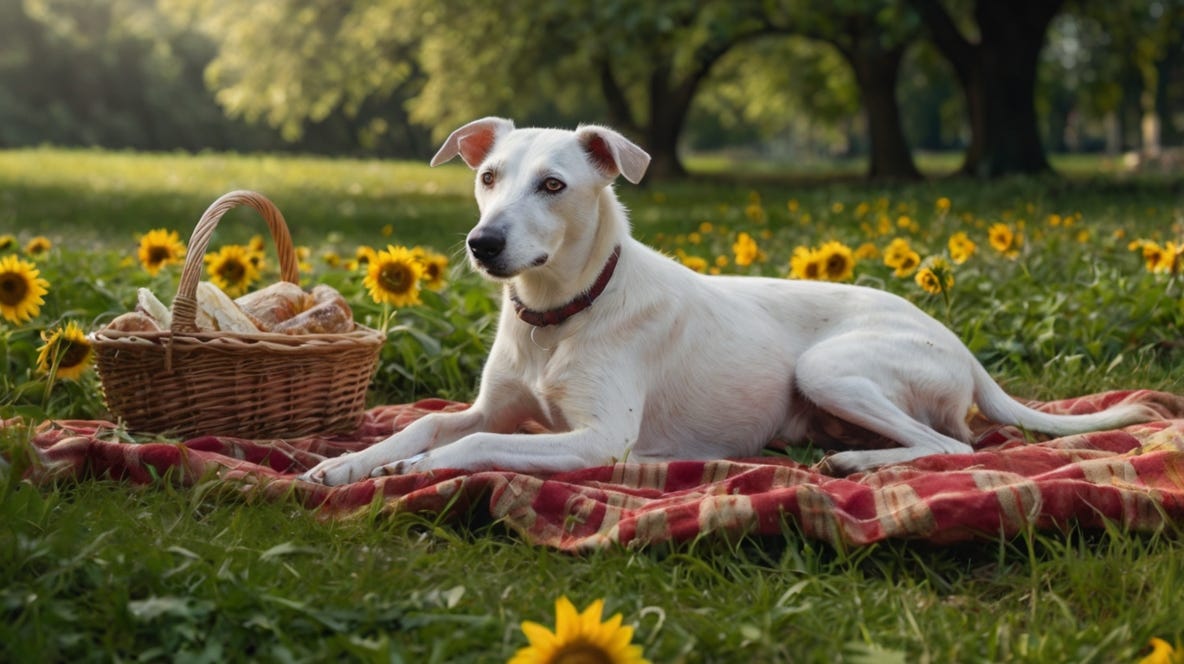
[1,0,1180,179]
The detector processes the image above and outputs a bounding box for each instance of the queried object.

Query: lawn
[2,148,1183,662]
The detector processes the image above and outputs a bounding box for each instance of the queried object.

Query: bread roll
[311,284,348,307]
[235,282,312,330]
[271,298,354,334]
[196,282,262,333]
[105,311,161,333]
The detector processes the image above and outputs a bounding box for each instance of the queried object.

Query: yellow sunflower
[988,223,1020,256]
[356,245,378,266]
[412,247,450,291]
[137,229,187,276]
[296,246,313,273]
[789,246,824,281]
[882,238,913,268]
[947,232,977,265]
[681,255,708,273]
[1165,241,1184,275]
[204,245,261,297]
[0,254,50,323]
[0,234,14,250]
[891,250,921,278]
[37,321,93,380]
[732,232,761,267]
[364,245,423,307]
[883,238,921,277]
[1139,637,1184,664]
[1131,239,1181,274]
[854,242,880,261]
[915,256,954,295]
[25,236,52,257]
[510,596,649,664]
[817,240,855,282]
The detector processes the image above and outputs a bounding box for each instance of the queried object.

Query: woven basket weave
[91,190,384,439]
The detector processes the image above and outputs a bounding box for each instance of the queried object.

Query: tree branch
[906,0,974,79]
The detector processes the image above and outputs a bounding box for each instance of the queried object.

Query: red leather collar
[511,245,621,327]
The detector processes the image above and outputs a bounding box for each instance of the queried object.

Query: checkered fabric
[11,390,1184,551]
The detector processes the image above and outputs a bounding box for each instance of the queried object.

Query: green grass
[2,148,1183,662]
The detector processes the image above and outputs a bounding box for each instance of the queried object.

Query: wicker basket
[91,190,384,439]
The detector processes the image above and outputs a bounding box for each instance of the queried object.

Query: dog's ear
[575,126,651,184]
[430,117,515,169]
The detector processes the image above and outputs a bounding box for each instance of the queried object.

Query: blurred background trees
[1,0,1181,179]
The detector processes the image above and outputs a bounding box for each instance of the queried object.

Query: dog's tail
[971,363,1156,436]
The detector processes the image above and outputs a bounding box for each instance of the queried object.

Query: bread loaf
[105,311,161,333]
[271,298,352,333]
[196,281,262,333]
[135,288,172,328]
[235,282,312,330]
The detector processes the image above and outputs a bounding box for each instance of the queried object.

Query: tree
[784,1,925,180]
[692,37,863,158]
[162,0,427,152]
[908,0,1066,177]
[1072,0,1184,153]
[410,1,780,178]
[172,0,785,177]
[702,1,924,180]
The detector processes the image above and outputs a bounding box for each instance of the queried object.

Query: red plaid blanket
[10,390,1184,551]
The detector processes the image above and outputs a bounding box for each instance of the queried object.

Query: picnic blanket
[9,389,1184,551]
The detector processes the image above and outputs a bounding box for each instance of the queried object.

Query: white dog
[302,117,1154,485]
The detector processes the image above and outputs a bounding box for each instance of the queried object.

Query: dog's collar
[511,245,621,327]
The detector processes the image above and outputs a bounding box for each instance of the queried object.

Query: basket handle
[171,190,300,333]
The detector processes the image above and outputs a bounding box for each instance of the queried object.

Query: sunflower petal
[520,620,557,649]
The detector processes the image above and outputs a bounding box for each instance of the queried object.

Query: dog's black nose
[467,230,505,262]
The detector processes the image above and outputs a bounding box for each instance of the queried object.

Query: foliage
[3,0,1183,170]
[0,0,285,152]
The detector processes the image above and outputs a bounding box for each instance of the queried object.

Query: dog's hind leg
[795,369,974,474]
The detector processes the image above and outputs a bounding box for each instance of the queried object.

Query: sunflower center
[147,246,172,264]
[824,254,848,277]
[57,339,91,368]
[0,272,28,306]
[549,641,615,664]
[218,259,247,283]
[378,263,414,294]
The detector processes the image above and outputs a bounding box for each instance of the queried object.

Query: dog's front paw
[370,452,430,478]
[300,453,377,486]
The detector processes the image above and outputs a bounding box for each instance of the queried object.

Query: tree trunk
[842,44,922,180]
[642,62,692,179]
[964,1,1055,177]
[909,0,1063,177]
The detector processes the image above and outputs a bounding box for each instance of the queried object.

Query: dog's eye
[480,171,495,186]
[541,177,566,194]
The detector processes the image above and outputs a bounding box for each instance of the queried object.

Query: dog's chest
[518,344,577,431]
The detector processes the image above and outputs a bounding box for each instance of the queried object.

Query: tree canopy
[1,0,1181,178]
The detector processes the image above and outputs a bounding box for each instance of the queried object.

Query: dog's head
[430,117,650,280]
